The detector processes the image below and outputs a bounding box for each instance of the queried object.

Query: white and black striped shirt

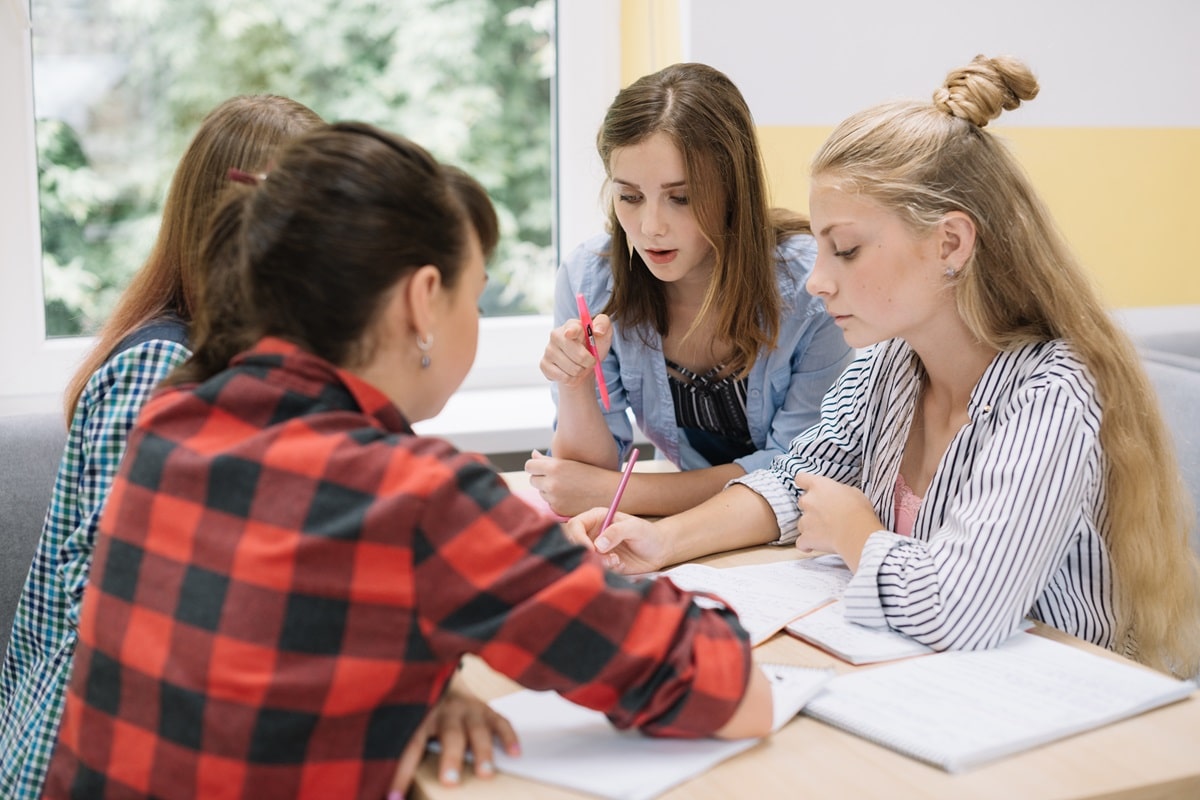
[736,338,1118,653]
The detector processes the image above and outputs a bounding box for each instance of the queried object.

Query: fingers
[389,724,430,797]
[523,450,549,476]
[461,706,518,779]
[562,507,607,549]
[434,716,467,786]
[541,322,596,384]
[591,313,614,360]
[489,707,521,757]
[592,512,634,553]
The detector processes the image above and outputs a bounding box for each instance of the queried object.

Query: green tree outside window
[34,0,554,336]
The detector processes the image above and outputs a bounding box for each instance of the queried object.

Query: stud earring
[416,333,434,369]
[944,266,957,278]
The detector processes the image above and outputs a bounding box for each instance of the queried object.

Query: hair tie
[227,167,266,186]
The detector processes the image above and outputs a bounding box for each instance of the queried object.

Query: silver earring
[416,333,434,369]
[944,266,957,278]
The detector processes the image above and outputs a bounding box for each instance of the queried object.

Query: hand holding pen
[537,293,612,411]
[560,448,671,575]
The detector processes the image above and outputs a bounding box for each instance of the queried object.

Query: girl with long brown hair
[530,62,852,518]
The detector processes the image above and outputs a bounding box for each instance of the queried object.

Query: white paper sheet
[488,662,833,800]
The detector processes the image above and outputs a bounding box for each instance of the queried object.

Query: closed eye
[833,246,859,259]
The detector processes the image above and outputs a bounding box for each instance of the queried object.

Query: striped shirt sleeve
[734,351,878,542]
[846,376,1103,651]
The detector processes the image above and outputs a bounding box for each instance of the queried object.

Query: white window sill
[413,385,556,456]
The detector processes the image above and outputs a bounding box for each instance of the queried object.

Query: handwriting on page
[785,600,934,664]
[662,559,851,645]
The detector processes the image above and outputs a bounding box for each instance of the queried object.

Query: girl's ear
[403,264,443,338]
[939,211,977,271]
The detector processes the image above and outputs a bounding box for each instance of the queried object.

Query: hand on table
[792,472,882,571]
[524,451,621,518]
[388,675,520,796]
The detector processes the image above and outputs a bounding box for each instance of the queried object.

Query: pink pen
[575,293,611,411]
[600,448,639,531]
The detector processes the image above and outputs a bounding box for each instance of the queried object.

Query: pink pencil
[575,293,611,411]
[600,448,639,531]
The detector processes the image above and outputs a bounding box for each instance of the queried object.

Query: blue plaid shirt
[0,335,189,800]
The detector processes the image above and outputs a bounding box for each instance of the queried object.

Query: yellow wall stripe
[759,126,1200,307]
[620,0,681,86]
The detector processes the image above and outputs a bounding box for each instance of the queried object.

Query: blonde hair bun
[932,54,1040,127]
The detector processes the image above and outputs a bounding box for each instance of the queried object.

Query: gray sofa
[1136,332,1200,556]
[0,412,66,655]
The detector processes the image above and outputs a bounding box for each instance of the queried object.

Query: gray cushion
[1141,357,1200,557]
[0,413,67,655]
[1136,331,1200,363]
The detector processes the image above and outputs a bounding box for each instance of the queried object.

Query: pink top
[893,472,923,537]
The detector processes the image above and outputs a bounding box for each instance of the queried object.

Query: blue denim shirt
[552,233,853,472]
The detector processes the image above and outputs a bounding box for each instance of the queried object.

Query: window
[0,0,617,412]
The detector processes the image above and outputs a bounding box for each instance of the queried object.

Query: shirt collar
[233,337,412,434]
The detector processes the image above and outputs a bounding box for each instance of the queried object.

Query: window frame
[0,0,619,415]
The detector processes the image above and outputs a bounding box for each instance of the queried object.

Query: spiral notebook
[801,631,1196,772]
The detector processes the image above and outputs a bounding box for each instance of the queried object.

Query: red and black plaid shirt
[44,338,752,799]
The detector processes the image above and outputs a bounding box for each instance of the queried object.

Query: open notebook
[802,631,1196,772]
[658,556,851,645]
[785,600,1036,665]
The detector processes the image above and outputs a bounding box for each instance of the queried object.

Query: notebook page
[785,600,934,664]
[488,663,833,800]
[662,558,852,645]
[803,632,1196,772]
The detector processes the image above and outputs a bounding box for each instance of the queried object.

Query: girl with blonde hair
[566,55,1200,679]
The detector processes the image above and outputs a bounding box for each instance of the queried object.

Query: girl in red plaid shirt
[44,122,773,800]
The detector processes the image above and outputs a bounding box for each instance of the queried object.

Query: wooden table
[412,469,1200,800]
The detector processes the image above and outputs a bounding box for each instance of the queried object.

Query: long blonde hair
[812,55,1200,677]
[596,62,810,376]
[63,95,323,422]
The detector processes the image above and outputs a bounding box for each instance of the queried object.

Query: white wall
[680,0,1200,127]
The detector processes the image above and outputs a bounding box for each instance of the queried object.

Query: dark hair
[64,94,322,421]
[172,122,496,384]
[596,62,809,374]
[444,164,499,261]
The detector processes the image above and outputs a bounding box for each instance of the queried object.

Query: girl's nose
[641,204,666,237]
[806,250,836,299]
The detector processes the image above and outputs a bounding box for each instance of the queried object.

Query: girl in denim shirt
[530,63,851,517]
